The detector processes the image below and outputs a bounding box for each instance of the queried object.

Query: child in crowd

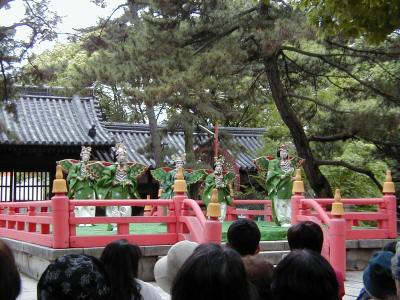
[227,219,261,256]
[287,221,345,298]
[0,240,20,300]
[101,239,162,300]
[171,243,256,300]
[272,249,339,300]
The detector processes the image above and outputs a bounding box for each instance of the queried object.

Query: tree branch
[316,159,383,190]
[282,46,400,104]
[308,132,357,142]
[288,93,352,114]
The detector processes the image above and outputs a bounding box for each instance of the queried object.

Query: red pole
[51,193,70,248]
[214,121,219,158]
[328,216,346,278]
[51,165,70,249]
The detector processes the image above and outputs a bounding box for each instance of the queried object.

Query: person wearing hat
[37,254,111,300]
[356,251,397,300]
[154,240,199,294]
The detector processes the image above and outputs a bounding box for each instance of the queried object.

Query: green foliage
[320,142,387,197]
[295,0,400,43]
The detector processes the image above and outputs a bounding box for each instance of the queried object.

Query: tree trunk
[264,54,333,197]
[145,102,163,167]
[182,111,195,166]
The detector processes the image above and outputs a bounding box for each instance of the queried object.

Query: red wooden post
[0,207,5,227]
[329,189,346,278]
[28,206,36,232]
[7,207,15,229]
[205,189,222,244]
[291,169,304,225]
[382,170,397,238]
[51,165,70,249]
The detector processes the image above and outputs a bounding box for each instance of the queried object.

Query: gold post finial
[173,167,187,193]
[52,165,68,194]
[331,188,344,216]
[292,169,305,194]
[207,188,221,218]
[158,188,163,198]
[383,170,395,194]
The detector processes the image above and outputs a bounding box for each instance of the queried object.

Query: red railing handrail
[183,198,207,228]
[69,199,173,206]
[300,198,332,225]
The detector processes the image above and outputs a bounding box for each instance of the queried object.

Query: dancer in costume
[58,146,96,225]
[255,144,303,227]
[88,142,147,230]
[201,157,235,221]
[151,153,206,199]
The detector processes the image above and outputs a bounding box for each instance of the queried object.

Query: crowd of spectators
[0,220,399,300]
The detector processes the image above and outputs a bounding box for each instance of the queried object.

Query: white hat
[154,240,199,294]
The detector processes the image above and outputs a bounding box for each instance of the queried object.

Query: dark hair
[242,255,273,300]
[382,241,397,253]
[38,254,110,300]
[100,239,142,300]
[171,243,250,300]
[272,250,339,300]
[0,241,20,300]
[227,219,261,256]
[287,221,323,253]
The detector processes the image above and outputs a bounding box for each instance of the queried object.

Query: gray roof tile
[0,95,114,146]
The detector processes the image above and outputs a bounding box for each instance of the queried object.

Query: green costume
[255,149,296,226]
[58,146,96,224]
[151,167,206,199]
[201,170,235,206]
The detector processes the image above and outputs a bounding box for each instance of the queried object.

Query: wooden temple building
[0,91,266,202]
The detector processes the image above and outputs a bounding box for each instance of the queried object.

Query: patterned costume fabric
[37,254,111,300]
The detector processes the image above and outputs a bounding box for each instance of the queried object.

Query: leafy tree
[294,0,400,43]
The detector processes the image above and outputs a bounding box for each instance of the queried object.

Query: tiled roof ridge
[104,122,266,135]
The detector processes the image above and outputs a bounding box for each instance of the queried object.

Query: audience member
[101,239,162,300]
[391,242,400,299]
[154,240,199,294]
[171,243,254,300]
[37,254,111,300]
[383,241,397,253]
[271,249,339,300]
[0,240,21,300]
[242,255,273,300]
[227,219,261,256]
[356,250,397,300]
[287,221,345,298]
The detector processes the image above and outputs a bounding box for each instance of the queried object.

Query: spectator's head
[171,243,250,300]
[287,221,323,253]
[100,239,142,300]
[0,240,20,300]
[363,250,397,299]
[392,242,400,298]
[154,240,199,294]
[37,254,111,300]
[227,219,261,256]
[383,241,397,253]
[272,249,339,300]
[242,255,273,300]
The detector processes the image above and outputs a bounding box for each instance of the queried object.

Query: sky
[1,0,125,54]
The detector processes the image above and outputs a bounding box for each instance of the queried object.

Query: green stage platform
[76,221,288,241]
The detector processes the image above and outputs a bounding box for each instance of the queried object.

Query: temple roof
[98,123,265,171]
[0,94,113,146]
[1,94,266,171]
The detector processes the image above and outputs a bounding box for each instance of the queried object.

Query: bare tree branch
[316,159,383,190]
